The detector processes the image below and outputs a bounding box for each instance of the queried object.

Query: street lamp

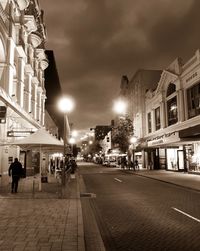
[57,96,74,188]
[69,137,76,156]
[130,136,137,144]
[113,99,127,115]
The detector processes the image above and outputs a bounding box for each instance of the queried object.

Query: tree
[88,140,102,155]
[112,115,134,153]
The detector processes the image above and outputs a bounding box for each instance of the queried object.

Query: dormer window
[166,83,176,97]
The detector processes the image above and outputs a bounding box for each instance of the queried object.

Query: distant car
[103,154,117,167]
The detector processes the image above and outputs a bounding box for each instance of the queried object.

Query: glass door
[177,150,184,171]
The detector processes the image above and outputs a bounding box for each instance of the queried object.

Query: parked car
[103,154,117,167]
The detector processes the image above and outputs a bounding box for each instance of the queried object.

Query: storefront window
[167,96,178,126]
[147,112,152,133]
[186,143,200,173]
[187,82,200,118]
[167,148,178,170]
[155,107,161,130]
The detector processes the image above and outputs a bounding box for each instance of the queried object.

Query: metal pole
[62,114,66,187]
[39,145,42,191]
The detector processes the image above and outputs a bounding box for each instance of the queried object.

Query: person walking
[9,158,23,193]
[134,159,139,170]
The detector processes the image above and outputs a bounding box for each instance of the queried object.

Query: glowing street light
[71,130,78,137]
[58,96,74,113]
[113,99,127,115]
[69,137,76,144]
[130,136,137,144]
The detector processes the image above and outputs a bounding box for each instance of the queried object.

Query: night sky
[40,0,200,134]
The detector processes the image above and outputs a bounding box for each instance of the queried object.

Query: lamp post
[58,96,74,188]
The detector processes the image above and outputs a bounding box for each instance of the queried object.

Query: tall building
[116,71,162,164]
[0,0,48,176]
[44,50,67,139]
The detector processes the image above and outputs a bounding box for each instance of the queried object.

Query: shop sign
[147,131,180,147]
[186,72,198,83]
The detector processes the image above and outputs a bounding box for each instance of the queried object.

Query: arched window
[166,83,176,97]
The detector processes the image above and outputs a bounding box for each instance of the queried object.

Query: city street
[79,163,200,251]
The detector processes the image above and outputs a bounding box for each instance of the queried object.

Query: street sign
[7,130,34,137]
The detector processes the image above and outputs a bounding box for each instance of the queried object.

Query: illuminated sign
[147,131,180,146]
[7,130,34,137]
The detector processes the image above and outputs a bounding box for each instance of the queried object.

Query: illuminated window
[167,96,178,126]
[147,112,152,133]
[155,107,161,130]
[187,83,200,118]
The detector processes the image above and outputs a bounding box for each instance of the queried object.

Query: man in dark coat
[9,158,23,193]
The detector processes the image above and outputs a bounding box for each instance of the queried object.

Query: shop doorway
[177,150,185,171]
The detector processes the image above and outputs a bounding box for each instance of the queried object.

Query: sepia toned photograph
[0,0,200,250]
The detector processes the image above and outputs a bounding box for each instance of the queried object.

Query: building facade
[143,50,200,174]
[118,70,162,166]
[0,0,48,177]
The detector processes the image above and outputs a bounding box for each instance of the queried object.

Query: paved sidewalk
[0,173,85,251]
[128,169,200,192]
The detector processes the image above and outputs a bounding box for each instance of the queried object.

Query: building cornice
[36,49,46,61]
[29,33,42,48]
[40,59,48,70]
[24,15,37,34]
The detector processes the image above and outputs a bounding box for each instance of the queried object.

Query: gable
[155,70,179,95]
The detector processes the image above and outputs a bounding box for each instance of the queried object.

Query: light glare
[58,97,74,113]
[113,100,127,114]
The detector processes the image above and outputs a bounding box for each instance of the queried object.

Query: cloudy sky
[40,0,200,133]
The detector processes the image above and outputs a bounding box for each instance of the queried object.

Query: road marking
[172,207,200,223]
[114,178,122,183]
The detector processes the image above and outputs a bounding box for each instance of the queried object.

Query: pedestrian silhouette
[134,159,139,170]
[9,158,23,193]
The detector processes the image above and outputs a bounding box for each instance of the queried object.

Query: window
[167,96,178,125]
[147,112,152,133]
[166,83,176,97]
[187,83,200,118]
[155,107,161,130]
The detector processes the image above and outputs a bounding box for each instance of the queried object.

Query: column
[161,101,166,128]
[27,73,32,113]
[17,57,25,107]
[178,89,185,122]
[41,95,45,126]
[5,38,15,95]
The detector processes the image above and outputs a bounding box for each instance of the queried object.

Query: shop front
[146,131,186,172]
[179,125,200,174]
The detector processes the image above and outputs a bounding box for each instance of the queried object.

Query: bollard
[32,180,35,198]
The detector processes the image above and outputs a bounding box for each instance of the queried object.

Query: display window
[187,143,200,173]
[167,148,178,170]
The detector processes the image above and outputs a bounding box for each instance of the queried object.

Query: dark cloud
[41,0,198,133]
